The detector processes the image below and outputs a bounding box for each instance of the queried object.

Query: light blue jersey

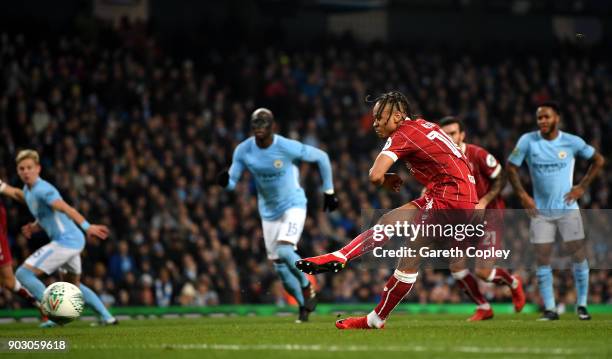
[23,178,85,250]
[227,134,334,220]
[508,131,595,211]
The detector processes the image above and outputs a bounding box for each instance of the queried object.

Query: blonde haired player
[0,149,117,327]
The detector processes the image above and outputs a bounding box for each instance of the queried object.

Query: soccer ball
[42,282,85,325]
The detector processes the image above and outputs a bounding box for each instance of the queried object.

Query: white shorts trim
[261,208,306,260]
[529,210,585,244]
[24,242,82,275]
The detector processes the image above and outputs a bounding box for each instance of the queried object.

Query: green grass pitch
[1,314,611,358]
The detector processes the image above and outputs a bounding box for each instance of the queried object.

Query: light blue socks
[15,266,112,321]
[273,261,305,306]
[80,284,113,321]
[15,267,45,300]
[536,265,556,311]
[572,259,589,307]
[276,245,310,288]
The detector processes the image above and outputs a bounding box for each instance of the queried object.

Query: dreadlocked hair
[366,91,413,123]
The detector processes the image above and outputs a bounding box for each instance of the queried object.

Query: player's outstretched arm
[299,144,338,211]
[50,199,110,240]
[564,152,605,204]
[0,179,25,203]
[507,163,537,217]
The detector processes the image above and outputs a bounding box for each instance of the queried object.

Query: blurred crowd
[1,24,611,310]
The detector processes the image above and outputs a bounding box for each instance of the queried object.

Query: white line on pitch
[71,343,595,355]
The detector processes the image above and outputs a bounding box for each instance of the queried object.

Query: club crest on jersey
[486,154,497,167]
[558,151,567,159]
[273,159,284,168]
[382,138,392,151]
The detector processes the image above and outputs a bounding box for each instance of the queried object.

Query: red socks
[371,270,418,325]
[488,267,517,288]
[14,282,38,306]
[452,269,489,308]
[337,228,390,261]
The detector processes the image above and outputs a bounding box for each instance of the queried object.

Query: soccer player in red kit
[0,196,41,313]
[439,116,526,316]
[297,91,490,329]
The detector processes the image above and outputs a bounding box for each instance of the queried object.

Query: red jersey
[0,201,12,266]
[462,143,505,209]
[381,119,478,203]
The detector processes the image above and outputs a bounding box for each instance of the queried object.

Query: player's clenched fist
[21,222,42,239]
[382,173,403,193]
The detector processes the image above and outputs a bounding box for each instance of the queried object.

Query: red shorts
[478,211,504,252]
[410,194,476,223]
[409,194,478,247]
[0,205,12,266]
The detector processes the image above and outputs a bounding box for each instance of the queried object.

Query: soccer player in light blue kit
[508,101,605,321]
[0,150,118,327]
[217,108,338,323]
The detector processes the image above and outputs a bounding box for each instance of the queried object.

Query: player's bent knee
[0,265,13,283]
[22,263,43,275]
[275,244,295,261]
[273,260,287,271]
[448,259,467,273]
[475,267,493,280]
[15,266,30,281]
[565,241,586,262]
[571,252,586,263]
[536,254,552,266]
[397,256,419,273]
[0,275,9,289]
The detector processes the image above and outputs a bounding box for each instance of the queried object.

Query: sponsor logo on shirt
[532,162,568,173]
[257,171,286,182]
